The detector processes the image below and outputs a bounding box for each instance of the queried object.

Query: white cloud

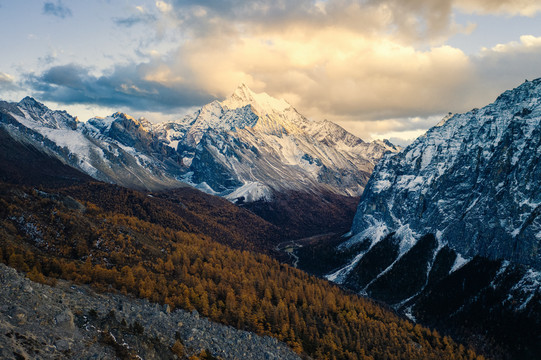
[337,115,444,144]
[483,35,541,53]
[156,1,172,14]
[0,72,14,84]
[0,71,22,98]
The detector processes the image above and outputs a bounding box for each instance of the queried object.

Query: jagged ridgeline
[0,182,483,360]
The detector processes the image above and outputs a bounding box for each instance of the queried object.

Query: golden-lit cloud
[0,72,15,84]
[155,1,173,14]
[24,0,541,144]
[456,0,541,16]
[483,35,541,53]
[143,26,474,124]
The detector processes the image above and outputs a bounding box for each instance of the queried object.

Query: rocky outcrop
[0,263,300,360]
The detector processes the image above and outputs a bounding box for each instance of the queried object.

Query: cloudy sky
[1,0,540,145]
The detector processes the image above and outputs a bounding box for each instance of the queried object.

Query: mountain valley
[0,85,397,238]
[1,80,540,359]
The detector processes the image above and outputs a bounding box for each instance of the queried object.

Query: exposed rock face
[163,84,399,201]
[0,263,300,360]
[0,100,183,191]
[346,78,541,269]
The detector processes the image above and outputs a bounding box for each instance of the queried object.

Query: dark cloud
[114,13,157,27]
[43,0,72,19]
[25,64,215,113]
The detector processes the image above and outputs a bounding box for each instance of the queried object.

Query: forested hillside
[0,181,484,360]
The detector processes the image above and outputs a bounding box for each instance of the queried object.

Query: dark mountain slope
[0,123,93,188]
[60,182,284,254]
[241,190,360,239]
[0,117,282,254]
[0,181,483,360]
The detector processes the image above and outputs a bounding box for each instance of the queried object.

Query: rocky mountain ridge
[0,98,183,191]
[316,78,541,359]
[337,78,541,274]
[156,84,399,201]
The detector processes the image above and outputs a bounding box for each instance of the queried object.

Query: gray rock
[346,78,541,270]
[55,309,75,331]
[0,263,301,360]
[55,339,71,352]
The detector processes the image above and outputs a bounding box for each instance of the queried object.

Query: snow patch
[194,182,218,195]
[402,306,417,323]
[373,180,391,193]
[509,269,541,311]
[395,224,418,255]
[396,175,424,192]
[342,217,388,250]
[326,251,366,284]
[168,140,180,150]
[450,253,469,273]
[182,157,193,167]
[225,181,272,202]
[222,84,291,116]
[490,260,510,289]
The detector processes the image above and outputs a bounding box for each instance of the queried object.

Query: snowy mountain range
[0,85,398,202]
[0,97,183,190]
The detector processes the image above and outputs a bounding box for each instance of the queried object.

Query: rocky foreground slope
[0,263,300,360]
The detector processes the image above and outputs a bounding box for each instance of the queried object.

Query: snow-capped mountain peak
[112,111,136,122]
[164,85,400,200]
[221,84,291,116]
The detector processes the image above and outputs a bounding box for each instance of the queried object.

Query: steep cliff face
[321,79,541,359]
[345,78,541,271]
